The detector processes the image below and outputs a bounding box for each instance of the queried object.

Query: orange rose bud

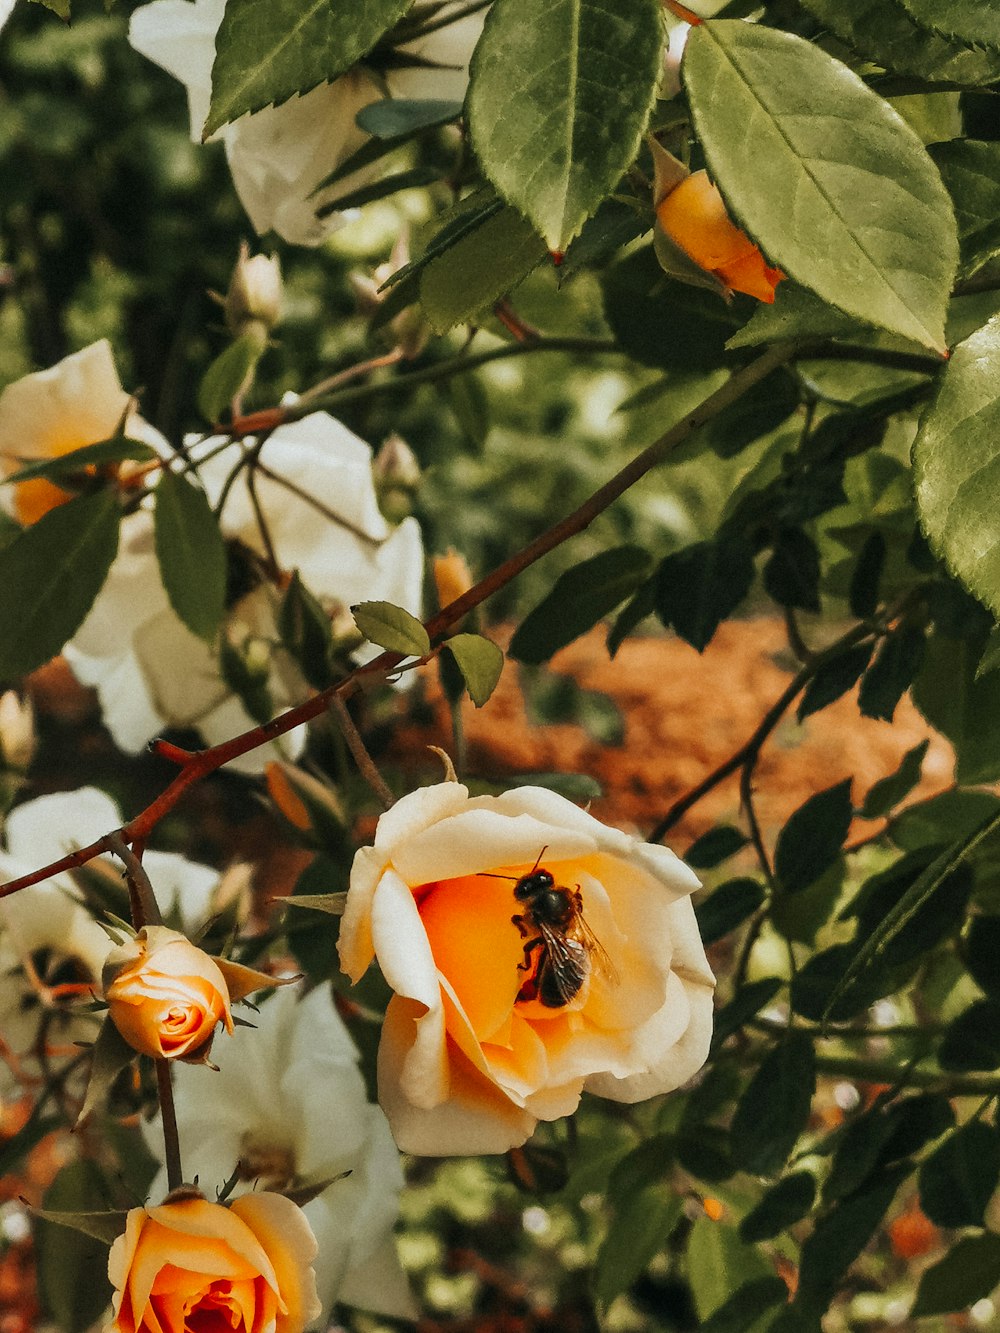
[433,548,474,612]
[108,1192,321,1333]
[656,170,785,303]
[103,926,233,1062]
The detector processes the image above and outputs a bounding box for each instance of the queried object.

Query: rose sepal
[30,1205,131,1246]
[75,1016,138,1127]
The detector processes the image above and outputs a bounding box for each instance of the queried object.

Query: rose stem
[0,341,798,898]
[155,1057,184,1192]
[106,831,163,930]
[331,695,394,810]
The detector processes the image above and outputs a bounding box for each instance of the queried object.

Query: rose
[338,783,715,1155]
[103,926,233,1061]
[128,0,483,246]
[656,170,785,303]
[107,1192,321,1333]
[144,986,415,1322]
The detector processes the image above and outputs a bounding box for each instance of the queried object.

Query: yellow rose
[338,784,715,1155]
[656,170,785,303]
[103,926,233,1061]
[107,1192,321,1333]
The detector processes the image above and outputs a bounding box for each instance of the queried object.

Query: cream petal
[127,0,225,141]
[370,872,440,1010]
[372,782,472,855]
[338,846,387,983]
[230,1192,321,1333]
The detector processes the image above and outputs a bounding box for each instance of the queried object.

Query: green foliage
[774,781,853,895]
[154,469,227,642]
[912,1233,1000,1317]
[352,599,430,655]
[442,633,504,707]
[420,206,549,332]
[731,1033,816,1177]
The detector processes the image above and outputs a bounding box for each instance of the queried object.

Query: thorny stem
[155,1058,184,1192]
[106,833,162,930]
[0,341,797,900]
[331,695,394,810]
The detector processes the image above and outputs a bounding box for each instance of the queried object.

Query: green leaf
[685,826,749,871]
[197,333,264,424]
[282,893,347,915]
[355,97,464,139]
[859,739,929,819]
[509,546,652,665]
[317,165,440,215]
[796,1166,908,1311]
[683,22,957,352]
[848,532,886,620]
[914,316,1000,620]
[466,0,663,250]
[712,977,783,1052]
[912,1233,1000,1317]
[774,780,853,895]
[593,1185,683,1310]
[698,1277,788,1333]
[799,0,1000,86]
[695,877,765,946]
[76,1018,137,1127]
[655,536,756,652]
[443,633,504,707]
[858,623,925,722]
[966,916,1000,999]
[278,571,334,691]
[731,1033,816,1177]
[154,469,227,642]
[687,1218,773,1322]
[35,1164,122,1333]
[931,141,1000,280]
[919,1120,1000,1227]
[938,999,1000,1072]
[740,1172,816,1243]
[913,632,1000,784]
[420,204,548,333]
[440,373,490,450]
[763,527,821,613]
[0,489,120,677]
[797,644,873,722]
[675,1123,735,1185]
[1,437,157,487]
[976,624,1000,679]
[896,0,1000,49]
[727,283,871,352]
[205,0,411,136]
[352,600,430,656]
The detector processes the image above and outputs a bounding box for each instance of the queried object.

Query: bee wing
[570,914,621,988]
[537,921,590,1004]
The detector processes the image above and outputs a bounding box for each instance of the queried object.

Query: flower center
[236,1135,296,1192]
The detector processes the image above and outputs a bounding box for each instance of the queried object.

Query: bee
[481,848,617,1008]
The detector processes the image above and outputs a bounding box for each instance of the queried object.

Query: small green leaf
[76,1018,137,1127]
[352,600,430,656]
[859,740,929,819]
[912,1234,1000,1317]
[355,98,464,139]
[938,999,1000,1072]
[278,571,334,690]
[848,532,886,620]
[931,141,1000,279]
[509,546,652,665]
[740,1173,816,1243]
[593,1185,683,1310]
[1,437,157,487]
[698,1276,789,1333]
[443,633,504,707]
[684,22,957,351]
[858,624,925,722]
[687,1218,774,1322]
[797,644,873,722]
[712,977,783,1051]
[511,771,603,802]
[774,780,853,895]
[685,826,749,871]
[655,536,756,652]
[0,489,121,677]
[919,1120,1000,1227]
[154,469,227,642]
[281,893,347,915]
[695,877,765,946]
[467,0,663,250]
[731,1033,816,1177]
[763,528,821,612]
[197,333,265,424]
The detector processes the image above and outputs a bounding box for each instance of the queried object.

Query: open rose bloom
[107,1193,321,1333]
[339,784,715,1155]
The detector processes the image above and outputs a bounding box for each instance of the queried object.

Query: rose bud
[107,1191,321,1333]
[224,241,283,339]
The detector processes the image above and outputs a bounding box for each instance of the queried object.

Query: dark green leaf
[593,1185,683,1310]
[278,571,334,690]
[607,578,656,657]
[282,893,347,915]
[939,1000,1000,1072]
[77,1018,136,1126]
[700,370,800,459]
[931,141,1000,279]
[608,1134,675,1206]
[966,916,1000,999]
[440,373,490,451]
[467,0,663,249]
[823,1109,902,1204]
[858,623,925,722]
[655,536,756,652]
[509,547,652,665]
[846,848,972,967]
[443,633,504,707]
[685,826,749,870]
[912,1234,1000,1317]
[797,644,873,722]
[698,1276,789,1333]
[352,600,430,656]
[695,878,765,947]
[848,532,886,620]
[1,437,157,487]
[35,1163,120,1332]
[774,780,853,895]
[355,97,464,138]
[731,1033,816,1177]
[712,977,783,1051]
[317,165,440,215]
[790,942,895,1022]
[727,282,869,352]
[675,1124,735,1184]
[913,631,1000,784]
[0,489,120,678]
[763,528,821,613]
[684,22,957,351]
[895,0,1000,50]
[919,1120,1000,1227]
[889,788,1000,852]
[739,1172,816,1243]
[796,1166,908,1310]
[860,740,929,819]
[206,0,411,135]
[687,1218,774,1323]
[154,469,227,642]
[197,333,263,424]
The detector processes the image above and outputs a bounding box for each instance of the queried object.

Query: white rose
[339,783,716,1156]
[128,0,483,246]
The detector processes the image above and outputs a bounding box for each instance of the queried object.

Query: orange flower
[656,170,784,303]
[338,783,715,1155]
[103,926,233,1062]
[107,1192,321,1333]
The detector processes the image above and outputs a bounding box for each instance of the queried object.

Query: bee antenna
[478,871,518,882]
[529,845,549,874]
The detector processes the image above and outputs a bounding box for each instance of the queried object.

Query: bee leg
[518,936,543,974]
[512,912,530,938]
[573,886,583,910]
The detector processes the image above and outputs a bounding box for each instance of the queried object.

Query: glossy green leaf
[355,97,464,139]
[731,1033,816,1177]
[197,333,263,424]
[510,546,653,665]
[919,1119,1000,1227]
[740,1172,816,1243]
[858,624,925,722]
[912,1234,1000,1317]
[467,0,663,249]
[712,977,783,1051]
[0,489,120,677]
[859,739,929,819]
[154,469,227,642]
[206,0,411,135]
[797,644,873,722]
[727,283,870,352]
[695,877,765,946]
[931,141,1000,279]
[352,600,430,656]
[896,0,1000,49]
[774,780,853,895]
[443,633,504,707]
[687,1218,773,1322]
[655,536,756,652]
[684,22,957,352]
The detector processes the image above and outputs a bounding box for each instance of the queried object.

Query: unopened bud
[374,434,421,523]
[0,691,35,771]
[349,232,429,359]
[433,549,474,611]
[225,242,283,338]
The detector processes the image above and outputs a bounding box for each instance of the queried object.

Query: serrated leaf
[1,437,157,487]
[914,316,1000,619]
[205,0,411,136]
[420,204,548,333]
[655,536,756,652]
[774,780,853,895]
[695,877,765,946]
[931,141,1000,280]
[919,1120,1000,1227]
[509,546,652,665]
[197,333,265,424]
[727,282,872,352]
[0,489,121,677]
[467,0,663,250]
[154,469,227,642]
[355,97,464,139]
[684,22,957,352]
[352,600,430,655]
[896,0,1000,50]
[731,1033,816,1177]
[443,633,504,707]
[859,739,929,819]
[912,1234,1000,1317]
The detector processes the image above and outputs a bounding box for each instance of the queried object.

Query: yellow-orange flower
[106,1192,321,1333]
[338,783,715,1155]
[103,926,233,1061]
[656,170,784,303]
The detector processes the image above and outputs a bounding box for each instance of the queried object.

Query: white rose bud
[225,243,283,340]
[0,691,35,771]
[374,433,421,523]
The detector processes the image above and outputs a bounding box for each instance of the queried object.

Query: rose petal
[230,1192,321,1333]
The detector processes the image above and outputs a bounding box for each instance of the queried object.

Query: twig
[155,1058,184,1192]
[298,349,405,404]
[106,832,162,929]
[331,695,394,810]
